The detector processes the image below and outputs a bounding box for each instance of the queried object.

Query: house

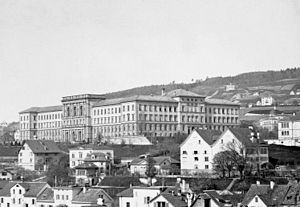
[36,186,114,207]
[69,146,114,169]
[130,156,180,176]
[213,128,269,171]
[180,128,269,175]
[241,181,289,207]
[180,129,222,174]
[191,190,243,207]
[75,162,99,186]
[259,92,275,106]
[0,169,15,180]
[84,151,112,175]
[148,192,189,207]
[117,186,164,207]
[0,181,49,207]
[276,113,300,146]
[18,140,62,171]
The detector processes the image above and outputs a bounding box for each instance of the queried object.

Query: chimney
[256,180,260,185]
[270,181,275,190]
[161,88,166,96]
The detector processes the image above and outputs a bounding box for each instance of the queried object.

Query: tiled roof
[73,188,113,203]
[130,156,179,166]
[0,146,21,157]
[19,105,62,114]
[205,98,240,106]
[84,152,108,162]
[25,140,62,154]
[75,162,98,169]
[227,128,255,147]
[242,184,289,206]
[282,183,300,205]
[195,129,222,145]
[93,95,177,107]
[159,193,188,207]
[166,89,205,98]
[37,187,54,202]
[0,182,48,197]
[116,187,134,197]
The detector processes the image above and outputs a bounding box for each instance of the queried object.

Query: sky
[0,0,300,122]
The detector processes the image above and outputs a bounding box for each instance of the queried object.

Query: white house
[37,186,114,207]
[18,140,62,171]
[117,186,162,207]
[0,181,49,207]
[276,113,300,146]
[69,146,114,168]
[180,129,222,175]
[180,128,269,175]
[148,193,188,207]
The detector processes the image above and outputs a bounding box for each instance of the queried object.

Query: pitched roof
[84,152,108,162]
[205,98,240,106]
[281,183,300,205]
[25,140,62,154]
[130,156,179,166]
[19,105,62,114]
[73,188,113,203]
[0,182,48,197]
[159,193,188,207]
[226,128,254,146]
[93,95,177,107]
[195,129,222,145]
[166,89,205,98]
[37,187,54,202]
[0,146,21,157]
[242,184,289,206]
[116,187,134,197]
[75,162,99,169]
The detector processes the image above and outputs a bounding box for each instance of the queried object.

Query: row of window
[207,107,238,115]
[65,105,84,117]
[94,104,135,116]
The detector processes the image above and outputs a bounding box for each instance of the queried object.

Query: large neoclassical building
[19,89,240,143]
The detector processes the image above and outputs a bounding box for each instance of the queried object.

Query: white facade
[69,147,114,168]
[278,118,300,142]
[18,143,35,170]
[246,195,267,207]
[119,187,161,207]
[180,130,214,174]
[148,195,176,207]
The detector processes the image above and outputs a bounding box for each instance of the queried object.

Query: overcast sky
[0,0,300,122]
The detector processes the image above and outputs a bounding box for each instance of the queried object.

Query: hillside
[105,67,300,100]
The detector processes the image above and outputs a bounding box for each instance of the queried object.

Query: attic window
[255,197,258,202]
[287,196,292,200]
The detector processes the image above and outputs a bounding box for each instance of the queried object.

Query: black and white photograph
[0,0,300,206]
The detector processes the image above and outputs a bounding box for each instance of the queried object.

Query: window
[79,153,82,158]
[194,157,199,161]
[144,196,150,204]
[13,189,15,194]
[194,151,198,155]
[182,151,187,155]
[56,195,60,200]
[126,202,130,207]
[1,198,3,203]
[157,201,166,207]
[198,140,201,144]
[204,150,207,154]
[72,153,75,158]
[205,157,209,162]
[205,165,209,169]
[255,197,258,202]
[19,189,21,194]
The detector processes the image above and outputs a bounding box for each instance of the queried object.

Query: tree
[213,151,234,178]
[46,154,71,186]
[226,142,248,179]
[145,156,157,180]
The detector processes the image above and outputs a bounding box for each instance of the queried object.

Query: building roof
[116,187,134,197]
[195,129,222,145]
[242,183,289,206]
[0,146,21,157]
[205,98,240,106]
[73,188,113,203]
[75,162,99,169]
[151,193,188,207]
[37,187,54,202]
[19,105,62,114]
[166,89,205,98]
[25,140,62,154]
[93,95,177,107]
[102,136,152,145]
[0,181,48,197]
[84,152,108,162]
[130,156,179,166]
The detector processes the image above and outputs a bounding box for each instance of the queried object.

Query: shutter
[154,202,158,207]
[165,203,169,207]
[144,197,147,204]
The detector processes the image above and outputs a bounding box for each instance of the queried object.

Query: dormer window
[92,155,95,160]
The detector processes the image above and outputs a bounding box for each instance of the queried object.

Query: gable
[180,131,212,149]
[248,195,267,207]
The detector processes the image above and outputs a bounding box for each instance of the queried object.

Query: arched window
[66,107,70,117]
[80,106,83,116]
[73,106,77,116]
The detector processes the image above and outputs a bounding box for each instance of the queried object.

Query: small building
[18,140,62,171]
[0,181,49,207]
[276,113,300,146]
[0,146,21,165]
[84,152,111,175]
[0,169,15,180]
[37,186,114,207]
[241,181,289,207]
[75,162,99,186]
[69,146,114,169]
[130,156,180,176]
